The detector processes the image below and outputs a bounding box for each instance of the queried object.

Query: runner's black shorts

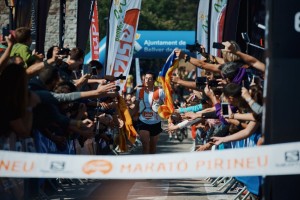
[138,120,162,137]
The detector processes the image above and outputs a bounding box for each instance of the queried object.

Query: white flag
[106,0,142,92]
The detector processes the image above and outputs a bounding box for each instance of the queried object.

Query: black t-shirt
[58,62,74,82]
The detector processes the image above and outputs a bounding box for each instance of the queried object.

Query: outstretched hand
[96,82,116,94]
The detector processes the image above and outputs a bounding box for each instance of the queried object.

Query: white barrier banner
[1,142,300,179]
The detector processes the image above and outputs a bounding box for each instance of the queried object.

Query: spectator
[10,27,43,67]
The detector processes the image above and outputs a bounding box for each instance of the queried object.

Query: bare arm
[175,49,221,73]
[230,113,256,121]
[188,55,221,73]
[171,76,197,89]
[235,51,265,72]
[212,121,259,145]
[223,41,265,73]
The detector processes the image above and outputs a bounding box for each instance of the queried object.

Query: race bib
[142,111,154,119]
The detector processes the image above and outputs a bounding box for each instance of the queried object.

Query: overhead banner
[106,0,142,91]
[90,0,100,60]
[84,31,194,65]
[209,0,227,57]
[196,0,210,76]
[1,142,300,179]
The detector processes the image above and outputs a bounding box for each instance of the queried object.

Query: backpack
[138,86,161,113]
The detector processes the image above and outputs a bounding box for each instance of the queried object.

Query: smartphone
[195,77,207,88]
[221,103,229,117]
[212,42,225,49]
[208,80,219,87]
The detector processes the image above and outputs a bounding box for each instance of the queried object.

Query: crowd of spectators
[0,26,265,199]
[166,41,265,199]
[0,27,138,199]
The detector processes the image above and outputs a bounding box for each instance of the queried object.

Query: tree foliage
[96,0,199,74]
[97,0,199,39]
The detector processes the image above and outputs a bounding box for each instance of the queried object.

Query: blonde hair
[222,41,241,62]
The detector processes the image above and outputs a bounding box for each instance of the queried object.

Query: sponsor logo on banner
[112,9,139,77]
[209,0,227,57]
[0,159,35,173]
[285,150,299,162]
[119,155,269,174]
[90,0,99,60]
[50,161,65,171]
[106,0,141,92]
[275,150,300,168]
[195,155,269,171]
[82,160,113,175]
[40,160,71,173]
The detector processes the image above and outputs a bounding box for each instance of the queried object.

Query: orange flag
[117,95,138,152]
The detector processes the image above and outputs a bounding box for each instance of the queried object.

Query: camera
[58,47,70,55]
[186,42,202,53]
[212,42,225,49]
[207,80,219,87]
[115,74,126,80]
[195,77,207,90]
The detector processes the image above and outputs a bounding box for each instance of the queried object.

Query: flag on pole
[135,58,142,86]
[90,0,100,60]
[196,0,210,76]
[106,0,142,92]
[157,49,179,119]
[209,0,227,57]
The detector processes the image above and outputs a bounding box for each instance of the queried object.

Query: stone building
[0,0,77,53]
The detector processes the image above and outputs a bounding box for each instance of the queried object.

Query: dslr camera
[186,42,202,53]
[195,77,220,89]
[58,47,70,55]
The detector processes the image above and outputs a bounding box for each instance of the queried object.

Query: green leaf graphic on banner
[214,3,222,13]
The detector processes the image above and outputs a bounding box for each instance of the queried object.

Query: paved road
[47,130,236,200]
